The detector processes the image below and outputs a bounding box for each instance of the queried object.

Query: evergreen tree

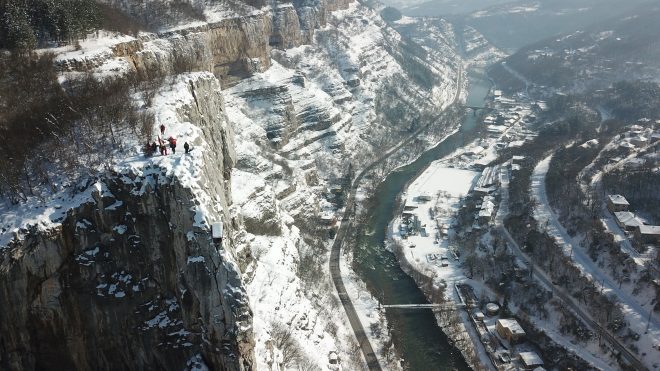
[0,0,100,50]
[1,2,37,51]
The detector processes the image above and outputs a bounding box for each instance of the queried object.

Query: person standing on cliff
[143,140,153,157]
[160,124,165,135]
[184,142,190,154]
[168,136,177,154]
[158,137,167,155]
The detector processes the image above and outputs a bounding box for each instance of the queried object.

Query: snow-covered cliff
[58,0,354,86]
[0,73,253,370]
[1,0,472,369]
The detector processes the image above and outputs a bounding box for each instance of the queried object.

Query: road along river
[353,72,490,370]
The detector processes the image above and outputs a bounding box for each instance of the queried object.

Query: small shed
[418,193,432,202]
[328,351,339,365]
[486,302,500,316]
[212,222,223,244]
[519,351,544,369]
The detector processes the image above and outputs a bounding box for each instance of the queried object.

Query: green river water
[354,72,491,370]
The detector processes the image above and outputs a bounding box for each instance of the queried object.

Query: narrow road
[330,65,463,370]
[531,155,658,330]
[586,140,659,262]
[496,166,649,371]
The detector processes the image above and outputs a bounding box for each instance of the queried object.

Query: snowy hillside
[224,2,469,368]
[0,0,504,366]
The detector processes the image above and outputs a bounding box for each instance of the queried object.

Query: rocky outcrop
[125,12,273,86]
[270,4,303,48]
[55,0,355,86]
[237,83,299,147]
[0,73,254,371]
[0,176,251,371]
[240,190,283,236]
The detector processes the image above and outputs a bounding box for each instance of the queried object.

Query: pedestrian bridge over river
[381,303,465,310]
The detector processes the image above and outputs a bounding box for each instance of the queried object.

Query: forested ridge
[0,0,100,50]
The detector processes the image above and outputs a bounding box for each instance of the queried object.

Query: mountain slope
[0,0,474,369]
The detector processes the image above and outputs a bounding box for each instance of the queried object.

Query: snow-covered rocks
[0,72,254,370]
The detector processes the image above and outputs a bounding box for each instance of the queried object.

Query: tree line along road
[497,166,648,371]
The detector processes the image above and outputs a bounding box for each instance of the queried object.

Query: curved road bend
[497,168,648,371]
[330,66,463,370]
[532,155,658,329]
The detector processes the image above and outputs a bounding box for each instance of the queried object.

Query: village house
[417,193,432,202]
[607,194,630,213]
[320,211,337,226]
[630,135,648,147]
[476,196,496,224]
[474,186,496,196]
[635,225,660,245]
[614,211,643,231]
[496,318,526,344]
[476,166,500,189]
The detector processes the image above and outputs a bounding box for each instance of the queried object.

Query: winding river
[353,71,491,370]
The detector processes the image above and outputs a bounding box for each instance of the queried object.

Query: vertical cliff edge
[0,0,475,369]
[0,73,253,370]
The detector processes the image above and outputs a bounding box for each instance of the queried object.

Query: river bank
[378,64,553,369]
[351,72,492,370]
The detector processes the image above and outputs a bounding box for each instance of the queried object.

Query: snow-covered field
[388,163,486,365]
[390,165,479,283]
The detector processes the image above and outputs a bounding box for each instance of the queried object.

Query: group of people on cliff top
[144,124,190,157]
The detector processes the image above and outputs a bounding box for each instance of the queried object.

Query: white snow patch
[187,256,205,264]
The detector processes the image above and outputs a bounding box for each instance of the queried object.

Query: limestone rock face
[240,190,283,236]
[0,74,253,371]
[0,177,252,371]
[270,4,303,49]
[124,12,274,87]
[56,0,355,86]
[237,84,299,147]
